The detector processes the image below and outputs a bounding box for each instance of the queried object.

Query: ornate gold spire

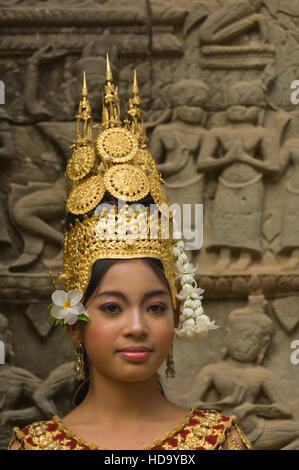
[126,69,148,147]
[76,71,93,142]
[65,72,96,186]
[102,53,121,129]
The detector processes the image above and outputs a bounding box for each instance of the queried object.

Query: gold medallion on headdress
[66,144,96,182]
[96,127,138,163]
[103,164,149,201]
[67,175,105,214]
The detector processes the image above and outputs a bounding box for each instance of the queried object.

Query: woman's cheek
[83,316,116,355]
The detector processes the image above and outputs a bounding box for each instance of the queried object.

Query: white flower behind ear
[50,289,89,326]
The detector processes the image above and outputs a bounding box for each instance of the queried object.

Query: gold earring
[74,340,85,381]
[165,342,175,378]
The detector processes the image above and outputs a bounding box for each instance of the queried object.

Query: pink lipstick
[118,346,152,361]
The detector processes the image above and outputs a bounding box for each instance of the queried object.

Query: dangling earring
[165,341,175,378]
[74,340,85,381]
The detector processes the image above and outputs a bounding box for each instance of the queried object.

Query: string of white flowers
[172,237,218,340]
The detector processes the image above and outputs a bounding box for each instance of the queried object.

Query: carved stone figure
[197,68,279,272]
[197,0,269,45]
[150,79,209,226]
[278,138,299,270]
[0,314,44,443]
[32,361,74,417]
[0,108,14,249]
[178,295,299,450]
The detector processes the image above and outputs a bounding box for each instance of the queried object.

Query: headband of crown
[49,54,218,340]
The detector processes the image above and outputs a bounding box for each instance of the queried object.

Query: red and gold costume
[8,408,252,450]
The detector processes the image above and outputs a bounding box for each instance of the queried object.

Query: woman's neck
[74,374,171,425]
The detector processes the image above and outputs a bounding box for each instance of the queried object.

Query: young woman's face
[78,260,175,383]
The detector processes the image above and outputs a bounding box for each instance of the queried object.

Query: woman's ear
[66,322,82,345]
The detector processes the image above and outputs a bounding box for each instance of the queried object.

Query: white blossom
[50,289,89,325]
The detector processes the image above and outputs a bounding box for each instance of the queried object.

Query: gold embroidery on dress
[227,430,245,450]
[8,409,253,450]
[53,408,196,450]
[232,419,254,449]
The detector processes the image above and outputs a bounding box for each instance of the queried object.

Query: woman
[8,57,252,450]
[8,254,251,450]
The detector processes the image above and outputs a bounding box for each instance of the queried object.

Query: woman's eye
[149,304,166,314]
[101,303,120,314]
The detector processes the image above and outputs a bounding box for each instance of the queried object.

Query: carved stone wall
[0,0,299,450]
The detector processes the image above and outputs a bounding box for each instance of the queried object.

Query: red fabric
[53,432,67,441]
[220,416,230,422]
[176,429,190,441]
[188,418,199,426]
[22,426,30,435]
[26,437,37,447]
[164,437,178,447]
[213,424,224,430]
[194,411,204,417]
[205,434,218,446]
[65,438,77,450]
[47,422,58,432]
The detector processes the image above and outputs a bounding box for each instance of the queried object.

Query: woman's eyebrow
[95,290,169,300]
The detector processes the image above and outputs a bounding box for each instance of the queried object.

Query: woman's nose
[123,309,149,336]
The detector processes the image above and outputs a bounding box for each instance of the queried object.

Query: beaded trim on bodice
[8,408,253,450]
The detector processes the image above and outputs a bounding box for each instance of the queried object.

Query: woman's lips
[118,351,152,360]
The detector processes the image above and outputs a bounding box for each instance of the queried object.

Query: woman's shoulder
[152,408,253,450]
[191,409,254,450]
[8,415,94,450]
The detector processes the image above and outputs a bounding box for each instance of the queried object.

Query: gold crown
[63,54,178,309]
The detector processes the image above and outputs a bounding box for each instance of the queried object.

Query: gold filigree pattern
[66,144,97,182]
[8,409,253,451]
[136,148,162,180]
[66,175,106,214]
[96,127,138,163]
[103,164,150,201]
[64,210,177,309]
[232,420,254,450]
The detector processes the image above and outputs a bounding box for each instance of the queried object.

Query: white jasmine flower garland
[172,238,218,340]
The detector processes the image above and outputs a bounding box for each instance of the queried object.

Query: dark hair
[72,257,177,407]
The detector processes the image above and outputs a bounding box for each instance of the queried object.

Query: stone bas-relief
[178,295,299,450]
[150,79,208,228]
[197,65,279,272]
[0,314,45,448]
[0,0,299,450]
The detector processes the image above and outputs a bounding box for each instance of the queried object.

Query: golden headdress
[50,54,218,340]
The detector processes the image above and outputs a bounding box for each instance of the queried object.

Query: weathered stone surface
[1,0,299,450]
